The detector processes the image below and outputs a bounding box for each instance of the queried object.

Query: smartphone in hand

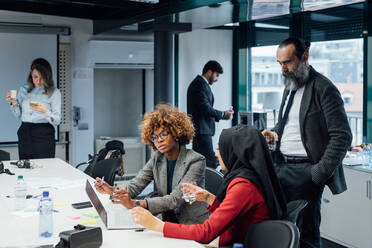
[29,101,39,107]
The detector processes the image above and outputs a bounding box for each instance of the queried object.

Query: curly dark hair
[140,104,195,150]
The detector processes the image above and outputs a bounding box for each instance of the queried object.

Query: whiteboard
[0,33,57,143]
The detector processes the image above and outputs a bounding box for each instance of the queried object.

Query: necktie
[276,90,297,152]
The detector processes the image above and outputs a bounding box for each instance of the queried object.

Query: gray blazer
[125,145,209,224]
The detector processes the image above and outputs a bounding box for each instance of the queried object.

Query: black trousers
[17,122,56,160]
[192,134,217,169]
[274,161,324,248]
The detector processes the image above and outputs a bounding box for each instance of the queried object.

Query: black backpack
[76,140,125,186]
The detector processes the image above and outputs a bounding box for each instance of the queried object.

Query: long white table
[0,158,203,248]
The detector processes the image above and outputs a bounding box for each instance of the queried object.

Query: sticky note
[81,220,98,225]
[68,214,80,220]
[54,203,66,207]
[83,212,99,219]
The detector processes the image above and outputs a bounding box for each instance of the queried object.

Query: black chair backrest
[91,158,122,186]
[0,150,10,161]
[283,200,308,225]
[205,167,224,195]
[244,220,300,248]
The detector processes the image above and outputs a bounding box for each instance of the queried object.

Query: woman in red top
[132,125,286,246]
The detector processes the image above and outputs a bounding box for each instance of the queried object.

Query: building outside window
[251,38,363,145]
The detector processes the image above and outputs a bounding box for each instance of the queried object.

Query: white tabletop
[0,158,203,248]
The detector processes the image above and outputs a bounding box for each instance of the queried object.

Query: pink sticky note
[68,214,80,220]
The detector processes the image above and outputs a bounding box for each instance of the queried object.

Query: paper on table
[25,177,85,190]
[12,210,38,218]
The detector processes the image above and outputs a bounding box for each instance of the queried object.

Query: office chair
[205,167,224,195]
[244,220,300,248]
[90,158,122,186]
[283,200,308,225]
[0,149,10,161]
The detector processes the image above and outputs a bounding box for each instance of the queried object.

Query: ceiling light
[224,23,239,27]
[127,0,159,3]
[255,23,289,30]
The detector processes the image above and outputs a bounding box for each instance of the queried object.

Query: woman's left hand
[132,207,164,232]
[30,103,47,114]
[111,188,136,209]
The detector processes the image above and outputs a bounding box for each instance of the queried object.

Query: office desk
[0,158,203,248]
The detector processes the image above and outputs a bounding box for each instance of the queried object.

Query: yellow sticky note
[81,220,98,225]
[54,203,67,207]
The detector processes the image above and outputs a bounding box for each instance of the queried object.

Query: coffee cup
[10,90,17,99]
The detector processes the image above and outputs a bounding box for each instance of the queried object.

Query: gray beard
[283,63,310,91]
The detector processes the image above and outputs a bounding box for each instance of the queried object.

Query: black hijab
[216,125,287,220]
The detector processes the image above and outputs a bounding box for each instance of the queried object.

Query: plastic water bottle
[14,175,27,211]
[368,143,372,165]
[362,145,371,166]
[39,191,53,238]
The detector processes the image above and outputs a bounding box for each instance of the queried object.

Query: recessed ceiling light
[127,0,159,3]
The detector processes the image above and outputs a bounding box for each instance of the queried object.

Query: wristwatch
[135,200,140,207]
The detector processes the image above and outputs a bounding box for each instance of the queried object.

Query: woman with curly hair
[95,104,209,224]
[131,125,287,246]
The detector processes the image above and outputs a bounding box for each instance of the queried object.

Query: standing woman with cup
[6,58,61,159]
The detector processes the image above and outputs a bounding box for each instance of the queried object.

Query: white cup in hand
[10,90,17,99]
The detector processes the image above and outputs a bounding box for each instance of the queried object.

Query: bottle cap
[232,243,243,248]
[42,191,49,197]
[18,175,23,179]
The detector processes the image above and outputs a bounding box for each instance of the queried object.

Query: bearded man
[262,38,352,248]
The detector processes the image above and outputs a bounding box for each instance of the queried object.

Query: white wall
[0,10,153,165]
[178,29,233,151]
[93,69,143,140]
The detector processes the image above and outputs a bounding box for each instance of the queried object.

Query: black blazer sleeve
[309,78,352,186]
[188,78,224,120]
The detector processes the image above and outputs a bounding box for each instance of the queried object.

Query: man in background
[187,60,234,169]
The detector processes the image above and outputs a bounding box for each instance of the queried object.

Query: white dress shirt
[280,87,307,156]
[10,84,61,126]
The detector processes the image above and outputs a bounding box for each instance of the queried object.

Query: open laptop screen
[85,180,107,226]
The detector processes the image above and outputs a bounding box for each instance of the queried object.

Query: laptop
[85,179,143,230]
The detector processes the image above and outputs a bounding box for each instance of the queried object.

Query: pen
[100,176,104,186]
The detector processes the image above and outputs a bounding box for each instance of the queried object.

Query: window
[250,39,363,144]
[309,39,363,145]
[251,45,283,128]
[343,96,352,105]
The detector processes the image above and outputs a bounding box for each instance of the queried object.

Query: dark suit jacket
[187,75,224,135]
[274,67,352,194]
